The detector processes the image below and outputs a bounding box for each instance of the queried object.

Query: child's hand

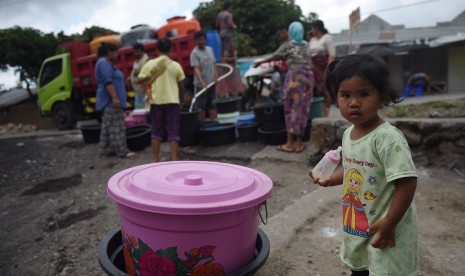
[369,217,397,249]
[308,171,333,187]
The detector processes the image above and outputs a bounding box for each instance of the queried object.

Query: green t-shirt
[340,122,419,275]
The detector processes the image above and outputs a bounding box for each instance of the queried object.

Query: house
[332,10,465,93]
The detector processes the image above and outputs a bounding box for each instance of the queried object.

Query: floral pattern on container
[121,228,225,276]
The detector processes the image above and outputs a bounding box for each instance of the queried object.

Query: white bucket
[218,111,240,124]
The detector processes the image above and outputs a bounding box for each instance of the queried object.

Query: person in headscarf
[253,21,314,153]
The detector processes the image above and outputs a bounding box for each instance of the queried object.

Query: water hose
[189,63,234,112]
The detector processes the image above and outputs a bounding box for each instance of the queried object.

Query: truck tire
[52,102,76,130]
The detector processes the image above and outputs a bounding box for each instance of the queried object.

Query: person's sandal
[125,152,137,159]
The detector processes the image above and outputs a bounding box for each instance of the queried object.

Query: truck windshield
[40,59,62,87]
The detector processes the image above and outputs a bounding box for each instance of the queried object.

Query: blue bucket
[238,114,256,124]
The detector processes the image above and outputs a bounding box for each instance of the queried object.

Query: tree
[0,26,118,98]
[193,0,315,56]
[0,27,60,97]
[73,26,119,43]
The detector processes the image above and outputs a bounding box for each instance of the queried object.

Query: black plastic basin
[98,227,270,276]
[126,124,151,151]
[180,109,200,147]
[258,123,287,145]
[252,103,285,126]
[199,123,236,146]
[237,122,260,142]
[214,96,242,113]
[80,124,101,144]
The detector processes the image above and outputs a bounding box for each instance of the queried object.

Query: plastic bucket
[214,96,242,113]
[237,114,256,125]
[309,97,324,119]
[180,108,200,147]
[80,124,101,144]
[199,123,236,146]
[252,103,285,126]
[107,161,273,275]
[126,124,151,151]
[258,123,287,145]
[206,30,221,63]
[98,227,270,276]
[217,111,240,124]
[238,122,260,142]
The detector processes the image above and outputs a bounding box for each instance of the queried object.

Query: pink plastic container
[107,161,273,275]
[124,109,147,126]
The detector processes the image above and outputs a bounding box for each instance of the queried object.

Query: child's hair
[157,38,172,53]
[325,54,402,106]
[194,30,206,40]
[133,43,145,52]
[97,43,118,57]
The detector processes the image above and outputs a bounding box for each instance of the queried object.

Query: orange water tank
[157,16,201,38]
[89,34,121,55]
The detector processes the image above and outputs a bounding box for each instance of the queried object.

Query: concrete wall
[308,118,465,168]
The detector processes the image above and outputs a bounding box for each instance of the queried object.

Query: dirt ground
[1,131,465,276]
[0,95,464,276]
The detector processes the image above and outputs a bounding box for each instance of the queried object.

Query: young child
[309,54,418,276]
[138,38,185,162]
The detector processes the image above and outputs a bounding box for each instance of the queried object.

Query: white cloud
[296,0,465,33]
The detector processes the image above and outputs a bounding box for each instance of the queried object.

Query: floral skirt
[283,64,314,136]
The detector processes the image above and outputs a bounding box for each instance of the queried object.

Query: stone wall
[308,118,465,168]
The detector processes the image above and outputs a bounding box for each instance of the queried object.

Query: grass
[380,98,465,118]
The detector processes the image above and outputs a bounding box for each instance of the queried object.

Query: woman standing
[309,19,336,117]
[253,21,314,153]
[95,43,136,158]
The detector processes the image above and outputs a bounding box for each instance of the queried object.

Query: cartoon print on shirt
[364,191,376,200]
[342,168,371,238]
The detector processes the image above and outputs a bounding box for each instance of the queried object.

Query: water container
[217,111,240,124]
[206,30,221,63]
[89,34,121,54]
[120,25,157,47]
[157,16,201,38]
[309,96,324,119]
[106,161,273,274]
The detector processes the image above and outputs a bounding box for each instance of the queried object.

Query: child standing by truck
[138,38,185,162]
[309,54,418,275]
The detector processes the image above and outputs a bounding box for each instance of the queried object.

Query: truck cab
[37,35,196,130]
[37,53,76,130]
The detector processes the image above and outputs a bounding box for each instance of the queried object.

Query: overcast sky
[1,0,464,88]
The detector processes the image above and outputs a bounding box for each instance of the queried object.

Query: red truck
[37,34,196,129]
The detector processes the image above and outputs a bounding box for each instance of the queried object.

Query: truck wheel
[52,102,76,130]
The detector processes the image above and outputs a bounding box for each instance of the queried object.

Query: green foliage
[0,25,118,92]
[73,26,119,43]
[193,0,317,56]
[0,26,60,94]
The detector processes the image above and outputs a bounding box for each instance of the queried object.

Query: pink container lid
[107,161,273,215]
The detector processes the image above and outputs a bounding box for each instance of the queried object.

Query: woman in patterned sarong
[253,22,314,153]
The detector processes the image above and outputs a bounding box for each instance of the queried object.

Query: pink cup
[107,161,273,275]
